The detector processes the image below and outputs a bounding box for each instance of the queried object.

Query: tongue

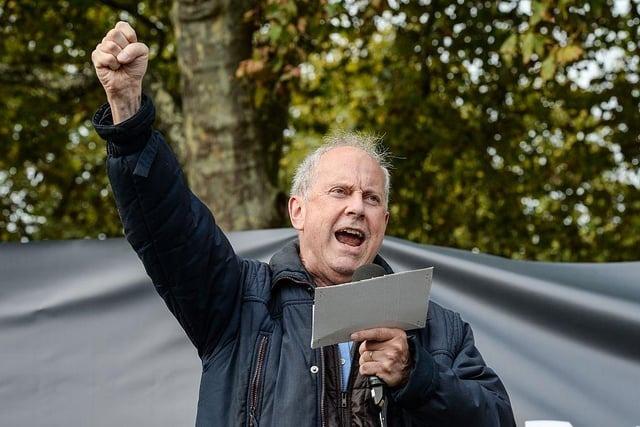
[336,231,363,247]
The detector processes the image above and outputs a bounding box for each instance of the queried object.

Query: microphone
[352,264,386,282]
[352,264,388,426]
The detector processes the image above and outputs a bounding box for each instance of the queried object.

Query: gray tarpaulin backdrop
[1,229,639,427]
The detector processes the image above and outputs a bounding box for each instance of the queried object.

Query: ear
[288,195,305,231]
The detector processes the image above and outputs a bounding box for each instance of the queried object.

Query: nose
[345,192,365,218]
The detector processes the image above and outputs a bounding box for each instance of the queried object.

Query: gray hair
[290,131,392,207]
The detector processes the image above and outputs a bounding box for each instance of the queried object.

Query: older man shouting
[91,21,515,427]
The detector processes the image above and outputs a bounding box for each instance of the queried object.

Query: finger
[115,21,137,43]
[116,42,149,64]
[358,341,367,355]
[359,361,385,377]
[358,340,390,355]
[360,340,388,352]
[358,350,376,366]
[104,28,129,49]
[97,40,122,57]
[91,48,120,71]
[351,327,403,342]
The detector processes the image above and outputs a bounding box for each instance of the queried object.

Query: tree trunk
[173,0,279,230]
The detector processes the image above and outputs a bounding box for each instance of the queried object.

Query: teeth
[339,228,364,238]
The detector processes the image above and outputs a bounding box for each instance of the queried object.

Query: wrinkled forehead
[312,147,386,190]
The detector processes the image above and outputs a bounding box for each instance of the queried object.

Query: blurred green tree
[0,0,177,240]
[283,0,640,261]
[1,0,638,262]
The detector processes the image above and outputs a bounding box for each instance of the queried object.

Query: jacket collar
[269,239,395,291]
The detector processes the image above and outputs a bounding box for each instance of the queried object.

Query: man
[91,21,515,426]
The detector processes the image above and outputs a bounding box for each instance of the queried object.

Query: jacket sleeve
[93,95,242,359]
[390,321,516,426]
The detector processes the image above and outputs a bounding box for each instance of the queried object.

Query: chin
[331,259,364,278]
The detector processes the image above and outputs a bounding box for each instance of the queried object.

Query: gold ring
[368,351,374,362]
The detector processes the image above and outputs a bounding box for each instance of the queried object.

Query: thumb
[116,42,149,64]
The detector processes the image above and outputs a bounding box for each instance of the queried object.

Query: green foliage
[282,0,640,261]
[2,0,639,262]
[0,0,175,241]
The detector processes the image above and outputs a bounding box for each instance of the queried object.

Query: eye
[330,187,347,197]
[365,194,382,205]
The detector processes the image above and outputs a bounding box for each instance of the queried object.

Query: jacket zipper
[248,334,269,427]
[346,342,362,426]
[320,346,326,427]
[334,345,349,426]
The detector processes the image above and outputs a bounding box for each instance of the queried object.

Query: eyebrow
[327,182,383,196]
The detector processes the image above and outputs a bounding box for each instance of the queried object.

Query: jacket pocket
[247,332,271,427]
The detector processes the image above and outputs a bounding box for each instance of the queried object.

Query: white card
[311,268,433,348]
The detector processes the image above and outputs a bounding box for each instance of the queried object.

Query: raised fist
[91,21,149,122]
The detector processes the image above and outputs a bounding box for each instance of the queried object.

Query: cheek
[309,216,335,241]
[371,214,388,233]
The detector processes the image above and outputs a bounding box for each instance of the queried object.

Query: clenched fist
[91,21,149,123]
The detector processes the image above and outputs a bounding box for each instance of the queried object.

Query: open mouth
[335,228,365,247]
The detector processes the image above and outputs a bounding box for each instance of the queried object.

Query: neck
[296,239,355,286]
[307,268,352,287]
[299,254,352,287]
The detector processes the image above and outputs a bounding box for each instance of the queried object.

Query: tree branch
[98,0,165,33]
[0,64,96,96]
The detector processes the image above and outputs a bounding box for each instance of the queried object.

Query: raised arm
[91,22,242,358]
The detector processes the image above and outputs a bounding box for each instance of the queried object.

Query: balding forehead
[312,147,386,190]
[290,135,392,207]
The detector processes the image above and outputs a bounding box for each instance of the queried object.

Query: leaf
[540,53,557,80]
[243,8,256,22]
[532,0,555,24]
[280,65,301,81]
[534,34,546,57]
[297,17,308,33]
[550,105,570,126]
[500,34,518,60]
[235,59,266,78]
[268,24,283,43]
[254,85,268,108]
[522,32,536,64]
[530,1,545,27]
[556,45,583,64]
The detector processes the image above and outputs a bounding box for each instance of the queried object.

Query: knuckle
[112,31,124,42]
[358,342,366,354]
[120,20,133,30]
